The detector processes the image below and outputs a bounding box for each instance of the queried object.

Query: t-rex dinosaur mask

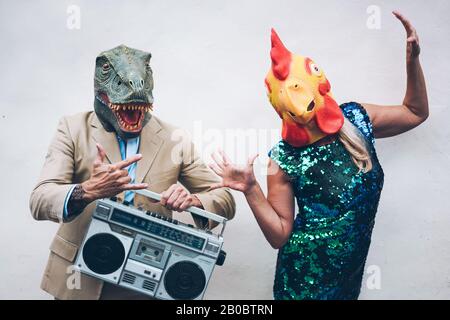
[94,45,154,140]
[265,29,344,147]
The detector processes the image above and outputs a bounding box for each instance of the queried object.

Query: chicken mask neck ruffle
[265,29,344,147]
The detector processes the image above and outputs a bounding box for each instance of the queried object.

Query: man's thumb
[95,143,106,163]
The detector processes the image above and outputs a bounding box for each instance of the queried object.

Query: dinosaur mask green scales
[94,45,154,139]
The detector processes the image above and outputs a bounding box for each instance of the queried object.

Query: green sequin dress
[269,102,384,300]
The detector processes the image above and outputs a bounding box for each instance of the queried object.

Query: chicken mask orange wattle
[265,29,344,147]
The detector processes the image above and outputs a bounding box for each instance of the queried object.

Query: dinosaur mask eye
[102,63,110,71]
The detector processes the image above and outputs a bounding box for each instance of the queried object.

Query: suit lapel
[90,115,122,164]
[136,116,164,183]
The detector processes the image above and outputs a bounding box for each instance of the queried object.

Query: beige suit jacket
[29,112,235,300]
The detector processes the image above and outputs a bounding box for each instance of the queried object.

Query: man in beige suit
[29,45,235,300]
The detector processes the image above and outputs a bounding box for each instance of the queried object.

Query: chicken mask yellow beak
[265,29,344,147]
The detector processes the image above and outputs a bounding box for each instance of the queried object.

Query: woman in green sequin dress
[209,12,428,299]
[268,102,383,299]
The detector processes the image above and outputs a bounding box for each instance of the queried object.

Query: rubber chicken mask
[265,29,344,147]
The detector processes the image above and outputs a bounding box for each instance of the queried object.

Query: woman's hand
[362,11,428,138]
[393,10,421,62]
[209,152,294,248]
[208,150,259,194]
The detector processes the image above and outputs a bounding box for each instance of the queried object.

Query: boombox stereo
[74,189,227,300]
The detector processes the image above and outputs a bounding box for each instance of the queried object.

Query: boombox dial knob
[216,250,226,266]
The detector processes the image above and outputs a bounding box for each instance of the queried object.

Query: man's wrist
[67,184,92,217]
[80,181,95,203]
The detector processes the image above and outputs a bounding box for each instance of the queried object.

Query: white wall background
[0,0,449,299]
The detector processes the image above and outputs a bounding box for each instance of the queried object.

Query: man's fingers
[111,169,124,179]
[160,184,178,206]
[95,143,107,164]
[172,194,189,211]
[122,183,148,190]
[116,175,132,185]
[116,154,143,169]
[166,188,184,208]
[179,198,193,211]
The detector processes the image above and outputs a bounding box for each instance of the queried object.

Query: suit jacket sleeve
[29,117,76,223]
[178,137,236,229]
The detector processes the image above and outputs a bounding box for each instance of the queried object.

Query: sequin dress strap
[340,102,375,145]
[268,140,299,177]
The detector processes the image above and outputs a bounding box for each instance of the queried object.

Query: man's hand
[160,184,203,212]
[81,143,148,202]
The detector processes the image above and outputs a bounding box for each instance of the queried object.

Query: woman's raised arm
[363,11,429,138]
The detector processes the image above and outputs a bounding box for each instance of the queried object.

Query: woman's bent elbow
[269,235,290,249]
[413,111,429,129]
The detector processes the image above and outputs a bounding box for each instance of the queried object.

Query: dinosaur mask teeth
[106,103,152,133]
[108,104,153,112]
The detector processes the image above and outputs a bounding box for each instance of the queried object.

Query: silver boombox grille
[74,189,227,300]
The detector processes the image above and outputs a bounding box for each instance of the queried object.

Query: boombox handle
[135,189,228,237]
